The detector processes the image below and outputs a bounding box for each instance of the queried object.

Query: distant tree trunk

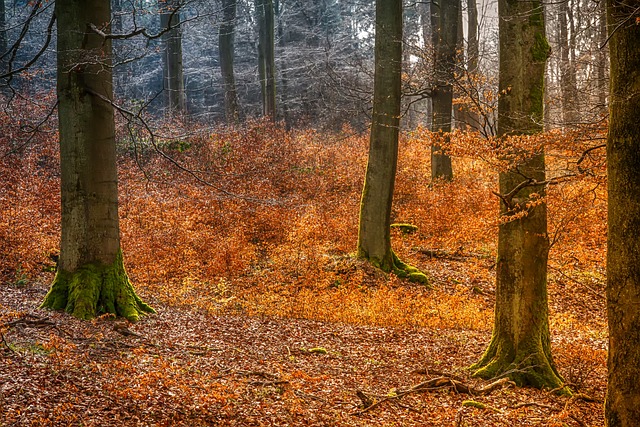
[111,0,125,97]
[0,0,6,52]
[160,0,186,115]
[430,0,458,181]
[41,0,154,321]
[558,0,578,125]
[452,1,464,129]
[256,0,276,121]
[219,0,240,123]
[467,0,478,72]
[0,0,7,83]
[605,1,640,425]
[597,0,608,114]
[471,0,563,389]
[466,0,480,130]
[357,0,427,284]
[419,1,433,127]
[274,0,291,129]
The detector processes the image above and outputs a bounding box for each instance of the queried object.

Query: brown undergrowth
[0,119,607,425]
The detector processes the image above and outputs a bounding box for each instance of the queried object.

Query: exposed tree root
[352,376,514,415]
[41,251,155,321]
[391,251,429,285]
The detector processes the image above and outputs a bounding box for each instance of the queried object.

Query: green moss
[531,31,550,63]
[391,251,430,286]
[462,400,487,409]
[390,223,418,234]
[471,341,565,391]
[527,6,545,28]
[41,250,155,321]
[529,76,545,124]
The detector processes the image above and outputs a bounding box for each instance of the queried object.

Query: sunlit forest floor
[1,122,607,425]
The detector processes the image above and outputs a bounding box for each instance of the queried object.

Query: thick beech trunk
[430,0,458,181]
[605,1,640,425]
[357,0,427,285]
[471,0,562,389]
[161,0,186,114]
[219,0,240,123]
[41,0,154,321]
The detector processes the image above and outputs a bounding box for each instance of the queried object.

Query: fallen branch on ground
[417,247,492,261]
[352,376,514,415]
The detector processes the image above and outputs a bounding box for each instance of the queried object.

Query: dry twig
[351,375,514,415]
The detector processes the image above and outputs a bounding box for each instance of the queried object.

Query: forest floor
[1,123,608,425]
[0,278,605,427]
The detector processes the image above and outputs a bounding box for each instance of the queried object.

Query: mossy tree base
[360,250,430,285]
[470,336,565,391]
[41,251,155,321]
[391,252,429,285]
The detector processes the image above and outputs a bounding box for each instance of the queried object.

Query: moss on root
[390,223,419,234]
[471,343,566,392]
[391,251,430,285]
[41,251,155,322]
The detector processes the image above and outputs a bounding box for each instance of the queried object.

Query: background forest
[0,0,634,425]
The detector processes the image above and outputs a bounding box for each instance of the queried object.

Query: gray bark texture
[219,0,240,123]
[161,0,186,114]
[471,0,563,389]
[41,0,153,321]
[430,0,458,180]
[256,0,276,120]
[357,0,402,271]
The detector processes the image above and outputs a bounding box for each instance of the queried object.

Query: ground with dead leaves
[0,282,605,427]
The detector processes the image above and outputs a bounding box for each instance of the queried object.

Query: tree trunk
[0,0,7,86]
[452,0,464,129]
[430,0,458,181]
[274,0,291,129]
[605,1,640,424]
[256,0,276,121]
[219,0,241,123]
[471,0,562,389]
[597,0,608,114]
[419,1,433,128]
[466,0,480,131]
[160,0,186,115]
[558,0,578,125]
[357,0,427,284]
[41,0,154,321]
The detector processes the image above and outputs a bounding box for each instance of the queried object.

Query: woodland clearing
[1,122,607,426]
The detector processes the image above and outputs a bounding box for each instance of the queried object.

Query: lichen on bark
[41,250,155,321]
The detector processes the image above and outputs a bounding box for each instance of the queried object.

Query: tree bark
[605,1,640,425]
[357,0,427,284]
[471,0,562,389]
[256,0,276,121]
[0,0,7,86]
[558,0,578,125]
[597,0,608,114]
[41,0,154,321]
[430,0,458,181]
[219,0,241,123]
[160,0,186,115]
[274,0,291,129]
[465,0,480,130]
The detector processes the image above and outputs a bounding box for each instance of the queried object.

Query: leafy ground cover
[1,121,606,425]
